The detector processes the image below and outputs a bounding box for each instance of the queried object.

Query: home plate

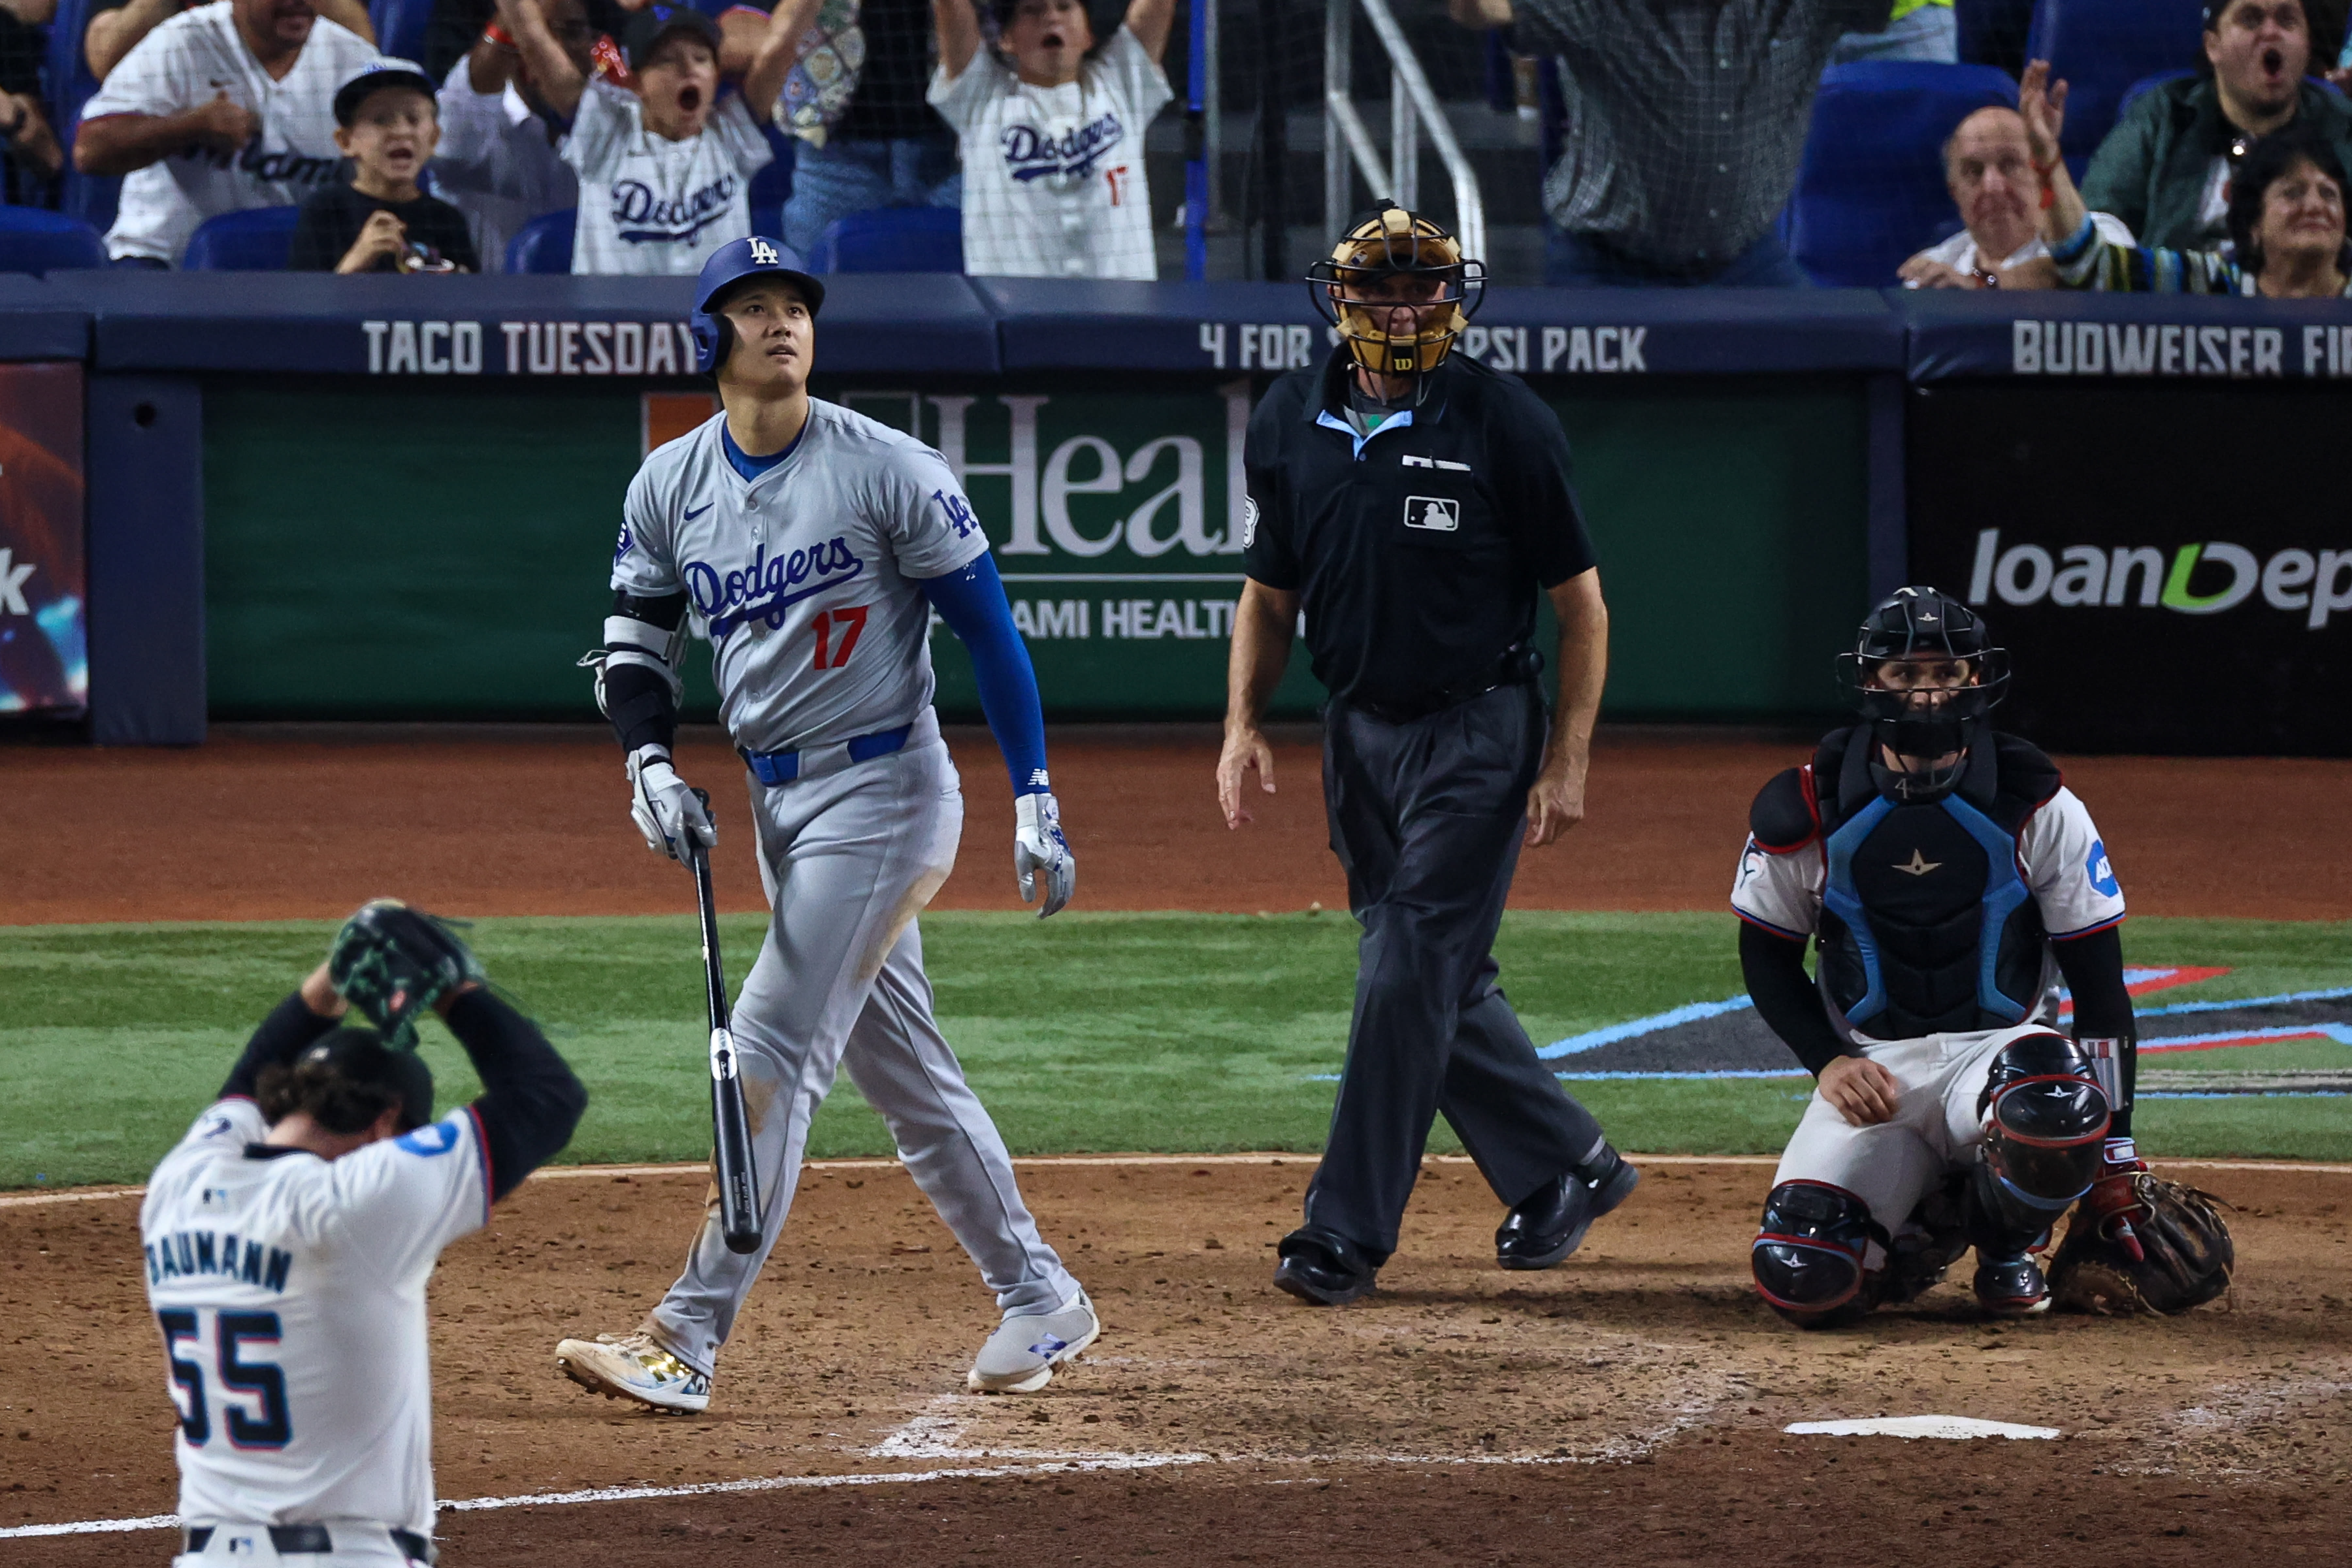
[1784,1416,2061,1441]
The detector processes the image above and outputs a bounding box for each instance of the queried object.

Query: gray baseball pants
[647,711,1080,1373]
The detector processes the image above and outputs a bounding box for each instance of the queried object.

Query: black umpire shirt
[1241,347,1597,711]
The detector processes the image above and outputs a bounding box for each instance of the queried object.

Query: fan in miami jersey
[143,916,584,1566]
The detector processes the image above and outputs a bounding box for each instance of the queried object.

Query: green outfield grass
[2,912,2346,1189]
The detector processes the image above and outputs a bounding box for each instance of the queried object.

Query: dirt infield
[5,724,2349,924]
[7,1158,2349,1565]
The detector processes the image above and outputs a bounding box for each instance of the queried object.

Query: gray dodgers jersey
[612,401,989,755]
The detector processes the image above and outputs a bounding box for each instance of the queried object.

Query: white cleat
[555,1331,712,1413]
[967,1290,1101,1394]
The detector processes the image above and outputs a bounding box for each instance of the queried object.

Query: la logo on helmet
[749,238,780,267]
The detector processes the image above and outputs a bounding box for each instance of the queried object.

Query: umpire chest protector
[1756,726,2062,1039]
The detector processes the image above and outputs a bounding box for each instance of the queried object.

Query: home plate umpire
[1216,203,1639,1305]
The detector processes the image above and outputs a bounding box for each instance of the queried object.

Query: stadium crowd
[0,0,2345,294]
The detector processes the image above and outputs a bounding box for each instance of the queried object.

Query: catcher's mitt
[328,899,486,1050]
[2050,1174,2235,1316]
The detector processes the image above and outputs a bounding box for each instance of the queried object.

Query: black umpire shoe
[1495,1145,1642,1271]
[1274,1228,1381,1305]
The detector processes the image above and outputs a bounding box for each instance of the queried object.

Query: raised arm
[1123,0,1176,62]
[934,0,980,82]
[739,0,817,126]
[500,0,584,123]
[441,989,588,1202]
[84,0,178,79]
[310,0,377,43]
[2021,61,2087,248]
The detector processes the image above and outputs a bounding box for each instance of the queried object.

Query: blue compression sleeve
[919,552,1050,796]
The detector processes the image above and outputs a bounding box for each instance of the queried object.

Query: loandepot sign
[1967,528,2352,629]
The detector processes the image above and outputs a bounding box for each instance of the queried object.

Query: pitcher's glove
[328,899,486,1050]
[2050,1172,2235,1316]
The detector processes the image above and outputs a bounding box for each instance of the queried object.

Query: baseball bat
[688,796,762,1256]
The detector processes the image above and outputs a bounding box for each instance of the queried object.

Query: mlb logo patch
[1404,496,1460,532]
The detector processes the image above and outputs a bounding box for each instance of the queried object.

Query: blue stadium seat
[46,0,123,236]
[369,0,436,65]
[505,208,576,273]
[749,123,795,212]
[182,206,302,270]
[0,208,108,275]
[807,206,963,273]
[2026,0,2206,169]
[1786,62,2020,287]
[2118,67,2200,124]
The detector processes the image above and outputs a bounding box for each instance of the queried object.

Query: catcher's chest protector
[1813,727,2058,1039]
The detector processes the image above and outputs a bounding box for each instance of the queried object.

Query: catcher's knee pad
[1975,1032,2110,1232]
[1753,1181,1884,1328]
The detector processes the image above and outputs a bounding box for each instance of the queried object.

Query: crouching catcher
[1731,587,2231,1327]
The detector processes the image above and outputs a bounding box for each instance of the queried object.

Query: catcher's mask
[1834,585,2009,802]
[1307,203,1484,397]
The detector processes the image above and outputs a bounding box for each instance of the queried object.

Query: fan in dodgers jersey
[561,235,1097,1411]
[499,0,795,273]
[142,904,585,1567]
[928,0,1177,279]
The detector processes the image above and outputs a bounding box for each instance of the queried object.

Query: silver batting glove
[626,745,716,863]
[1013,790,1075,918]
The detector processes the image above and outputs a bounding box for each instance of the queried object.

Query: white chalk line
[10,1152,2349,1210]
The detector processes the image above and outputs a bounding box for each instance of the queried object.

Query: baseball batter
[144,906,585,1566]
[1733,588,2147,1325]
[560,234,1094,1410]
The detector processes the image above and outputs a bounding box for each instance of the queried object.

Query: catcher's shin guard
[1753,1181,1885,1328]
[1976,1031,2110,1230]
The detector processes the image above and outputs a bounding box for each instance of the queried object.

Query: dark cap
[333,59,440,127]
[298,1027,437,1134]
[623,5,723,72]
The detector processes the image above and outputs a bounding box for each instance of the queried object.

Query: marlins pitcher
[562,235,1097,1409]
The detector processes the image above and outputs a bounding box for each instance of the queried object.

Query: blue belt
[740,723,914,786]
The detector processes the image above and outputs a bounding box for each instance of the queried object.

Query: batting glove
[1013,790,1075,918]
[627,745,717,863]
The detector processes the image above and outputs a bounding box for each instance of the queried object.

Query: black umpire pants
[1302,683,1609,1260]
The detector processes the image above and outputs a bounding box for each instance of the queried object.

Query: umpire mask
[1835,586,2010,801]
[1308,204,1485,400]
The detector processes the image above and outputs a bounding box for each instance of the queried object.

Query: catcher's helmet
[1835,586,2009,799]
[1307,204,1484,391]
[690,235,825,376]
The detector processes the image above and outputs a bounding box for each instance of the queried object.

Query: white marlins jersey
[82,4,382,263]
[611,401,989,755]
[1732,784,2127,1046]
[141,1099,491,1532]
[562,79,772,276]
[927,27,1172,280]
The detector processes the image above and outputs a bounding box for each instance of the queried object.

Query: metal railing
[1322,0,1487,261]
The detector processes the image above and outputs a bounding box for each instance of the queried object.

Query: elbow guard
[580,590,689,752]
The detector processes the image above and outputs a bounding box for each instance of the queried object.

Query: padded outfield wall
[198,372,1868,724]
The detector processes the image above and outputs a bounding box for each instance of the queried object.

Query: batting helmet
[1306,203,1484,391]
[1834,585,2010,798]
[690,236,826,376]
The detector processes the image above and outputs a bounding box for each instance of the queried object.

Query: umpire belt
[183,1524,436,1562]
[1344,647,1544,726]
[740,723,914,787]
